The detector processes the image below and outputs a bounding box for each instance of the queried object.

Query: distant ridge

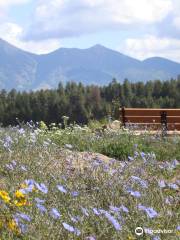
[0,38,180,90]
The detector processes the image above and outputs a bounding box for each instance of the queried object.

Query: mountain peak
[89,44,108,50]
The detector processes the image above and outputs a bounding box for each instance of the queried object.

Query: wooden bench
[120,107,180,131]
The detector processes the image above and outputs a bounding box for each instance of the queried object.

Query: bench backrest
[120,107,180,130]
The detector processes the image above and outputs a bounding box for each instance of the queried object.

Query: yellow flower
[20,183,28,189]
[127,235,136,240]
[0,190,11,203]
[7,219,19,234]
[15,190,25,199]
[14,198,30,207]
[0,220,3,229]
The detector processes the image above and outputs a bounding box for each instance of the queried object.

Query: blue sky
[0,0,180,62]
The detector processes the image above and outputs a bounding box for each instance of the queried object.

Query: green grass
[0,123,179,239]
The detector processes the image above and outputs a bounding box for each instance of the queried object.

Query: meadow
[0,121,179,239]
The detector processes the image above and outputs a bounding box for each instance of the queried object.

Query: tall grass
[0,123,179,239]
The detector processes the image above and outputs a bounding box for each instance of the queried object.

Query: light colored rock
[108,120,122,130]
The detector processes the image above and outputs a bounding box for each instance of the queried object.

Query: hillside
[0,39,180,90]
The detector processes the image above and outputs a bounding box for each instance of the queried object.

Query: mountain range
[0,38,180,90]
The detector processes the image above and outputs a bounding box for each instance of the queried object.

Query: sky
[0,0,180,62]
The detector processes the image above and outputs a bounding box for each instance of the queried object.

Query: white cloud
[24,0,173,40]
[118,35,180,62]
[0,0,30,19]
[173,17,180,30]
[0,0,29,7]
[0,22,61,54]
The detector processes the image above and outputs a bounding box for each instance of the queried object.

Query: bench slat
[124,123,180,131]
[121,108,180,116]
[123,116,180,124]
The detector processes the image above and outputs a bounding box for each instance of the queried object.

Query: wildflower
[128,156,134,161]
[20,165,27,171]
[109,206,120,213]
[86,236,96,240]
[100,210,122,231]
[171,159,179,168]
[36,203,47,214]
[152,236,160,240]
[65,144,73,149]
[138,204,158,218]
[0,220,3,229]
[62,222,81,236]
[24,179,36,188]
[93,208,101,216]
[35,183,48,194]
[18,128,25,134]
[177,225,180,231]
[131,176,148,188]
[127,189,141,198]
[71,191,79,197]
[3,136,13,150]
[81,207,89,216]
[168,183,178,190]
[120,205,129,213]
[70,216,80,223]
[14,198,29,207]
[50,208,61,219]
[0,190,11,203]
[14,213,31,222]
[140,152,146,159]
[57,184,67,193]
[15,190,25,199]
[5,163,14,170]
[34,198,45,204]
[7,219,19,234]
[158,180,166,188]
[18,223,27,234]
[12,160,17,166]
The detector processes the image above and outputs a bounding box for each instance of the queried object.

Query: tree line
[0,78,180,126]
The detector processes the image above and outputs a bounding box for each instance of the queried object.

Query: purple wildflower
[36,204,47,214]
[86,236,96,240]
[138,204,158,218]
[25,179,36,186]
[62,222,81,236]
[71,191,79,197]
[18,128,25,134]
[100,210,122,231]
[35,183,48,194]
[70,216,80,223]
[128,156,134,161]
[158,180,166,188]
[127,189,141,198]
[81,207,89,216]
[109,206,120,213]
[120,205,129,213]
[152,236,161,240]
[57,184,67,193]
[131,176,148,188]
[14,213,31,222]
[20,165,27,171]
[5,163,14,170]
[50,208,61,219]
[168,183,178,190]
[35,198,45,204]
[18,223,28,233]
[93,208,101,216]
[171,159,179,168]
[177,225,180,231]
